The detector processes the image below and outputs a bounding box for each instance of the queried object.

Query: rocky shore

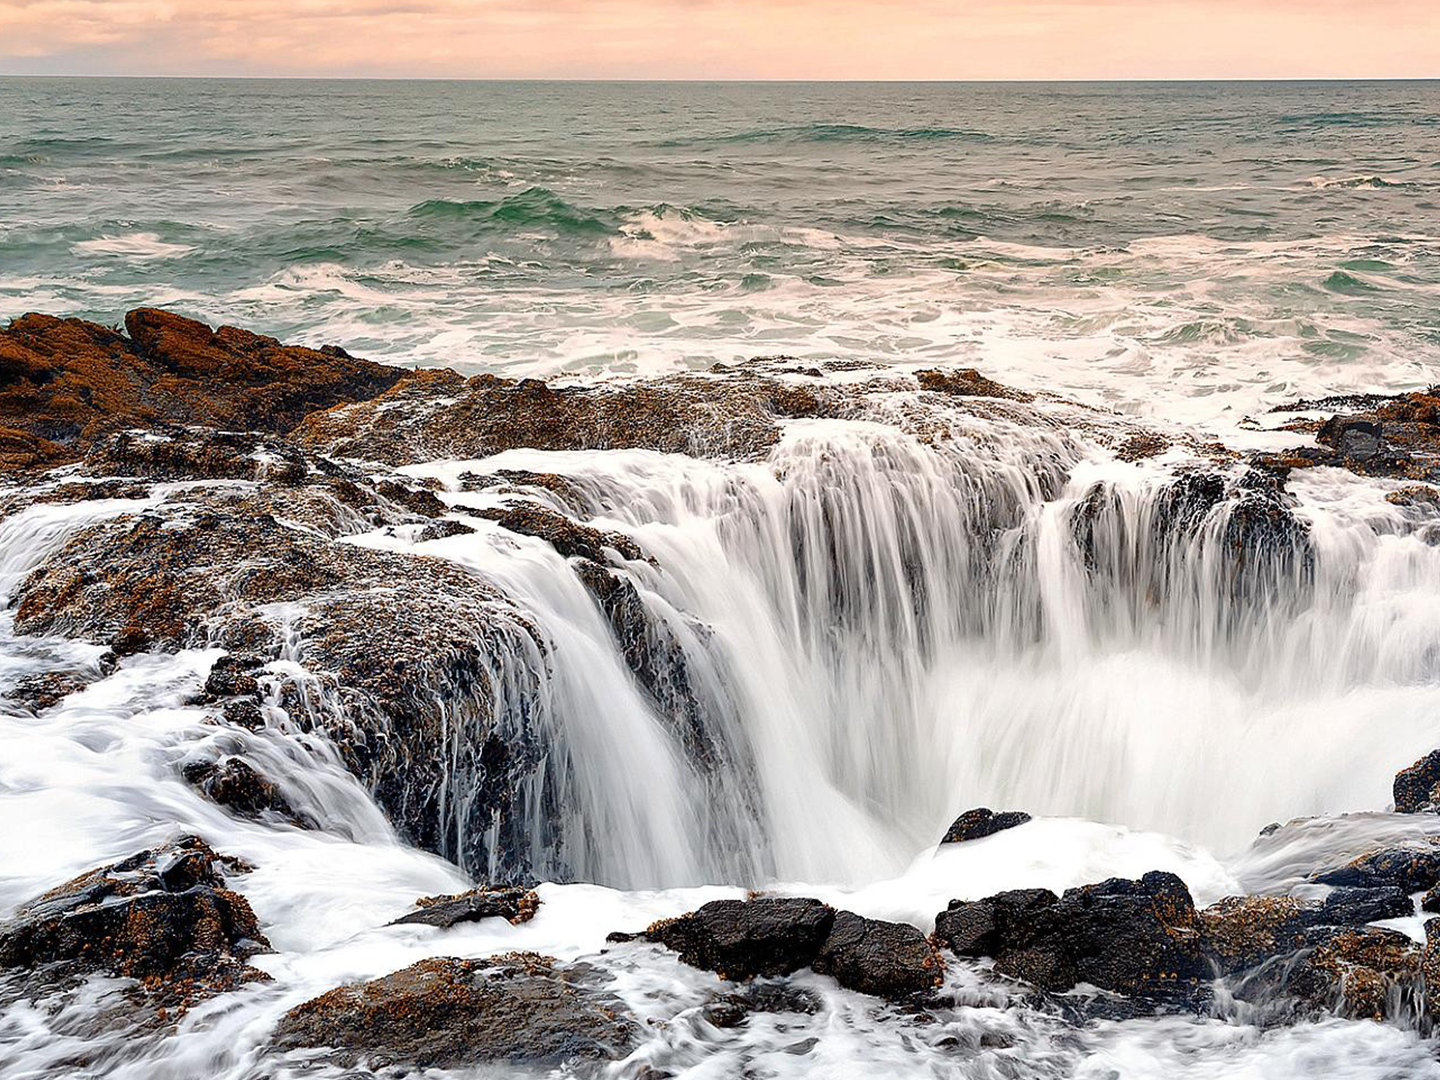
[3,308,1440,1075]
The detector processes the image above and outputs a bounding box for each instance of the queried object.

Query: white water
[3,391,1440,1077]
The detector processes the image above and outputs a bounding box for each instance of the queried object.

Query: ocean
[2,78,1438,430]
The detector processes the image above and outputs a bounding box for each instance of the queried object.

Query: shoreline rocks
[0,836,270,1013]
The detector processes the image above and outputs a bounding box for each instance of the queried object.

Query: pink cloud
[1,0,1436,78]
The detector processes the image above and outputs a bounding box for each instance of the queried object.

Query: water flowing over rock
[272,953,637,1072]
[0,836,270,1011]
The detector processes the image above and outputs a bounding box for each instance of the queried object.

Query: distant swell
[407,187,617,236]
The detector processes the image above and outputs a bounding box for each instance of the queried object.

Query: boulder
[940,807,1032,845]
[1395,749,1440,813]
[641,897,835,981]
[935,872,1207,1002]
[916,367,1032,401]
[810,910,943,998]
[0,835,269,1010]
[272,952,635,1072]
[390,886,540,929]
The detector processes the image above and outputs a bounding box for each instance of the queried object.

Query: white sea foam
[73,232,195,260]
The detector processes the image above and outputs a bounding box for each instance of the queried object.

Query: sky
[1,0,1437,80]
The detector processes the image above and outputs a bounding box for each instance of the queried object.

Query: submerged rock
[0,835,269,1010]
[273,952,636,1072]
[390,886,541,929]
[940,807,1032,845]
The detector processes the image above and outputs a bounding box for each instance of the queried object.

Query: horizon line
[2,73,1438,84]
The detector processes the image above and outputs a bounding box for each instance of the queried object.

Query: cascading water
[381,404,1440,890]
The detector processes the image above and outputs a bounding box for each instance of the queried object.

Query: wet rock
[481,502,644,563]
[1115,432,1170,462]
[0,308,401,469]
[1394,749,1440,813]
[1293,386,1440,484]
[1198,888,1412,976]
[933,888,1058,958]
[1278,927,1421,1022]
[916,367,1032,402]
[0,835,269,1011]
[1387,484,1440,508]
[1423,918,1440,1024]
[811,910,943,998]
[940,807,1032,844]
[202,652,266,701]
[294,364,857,465]
[1311,846,1440,894]
[7,482,561,883]
[642,897,836,981]
[1421,885,1440,914]
[181,757,309,827]
[390,886,540,929]
[937,873,1206,1002]
[701,982,824,1028]
[4,669,94,711]
[415,518,475,542]
[272,952,636,1072]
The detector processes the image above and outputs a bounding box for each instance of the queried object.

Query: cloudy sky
[1,0,1436,79]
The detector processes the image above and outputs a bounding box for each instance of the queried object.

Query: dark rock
[391,887,540,929]
[940,808,1032,845]
[1311,846,1440,894]
[0,835,269,1012]
[811,910,943,998]
[481,503,643,563]
[272,953,636,1072]
[1320,886,1412,926]
[4,670,93,711]
[1422,885,1440,914]
[933,888,1058,958]
[939,872,1206,1002]
[1394,749,1440,813]
[642,898,835,981]
[181,757,309,827]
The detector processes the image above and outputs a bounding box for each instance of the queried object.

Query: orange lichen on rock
[0,308,402,469]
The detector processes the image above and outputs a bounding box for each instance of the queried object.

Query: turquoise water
[1,78,1438,426]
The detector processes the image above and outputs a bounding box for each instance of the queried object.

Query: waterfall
[401,412,1440,888]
